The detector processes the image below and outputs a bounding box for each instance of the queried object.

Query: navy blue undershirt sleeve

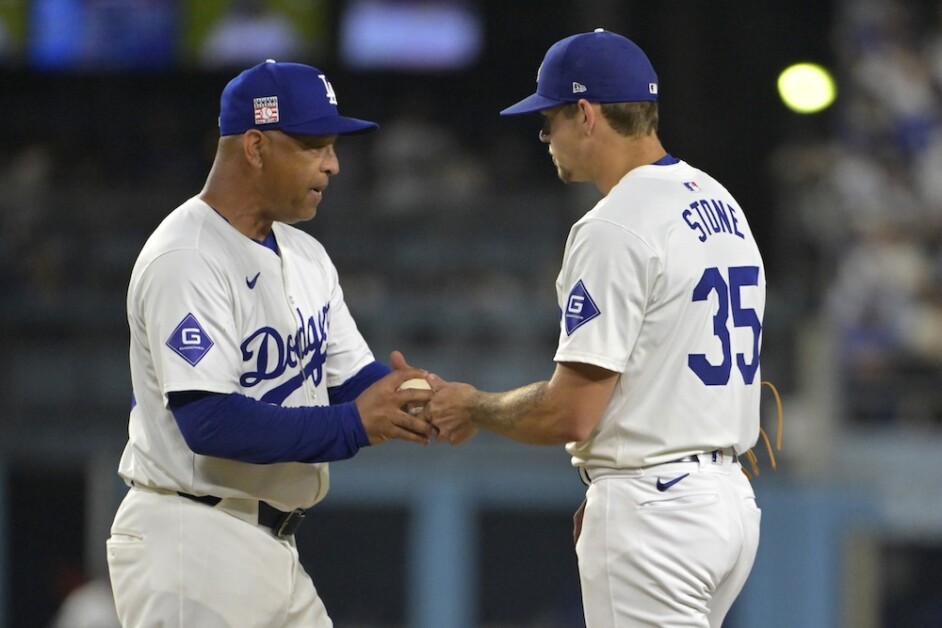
[168,392,370,463]
[328,360,392,404]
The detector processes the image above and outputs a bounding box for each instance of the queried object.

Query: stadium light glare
[777,62,836,114]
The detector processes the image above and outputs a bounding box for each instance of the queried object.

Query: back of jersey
[558,160,766,469]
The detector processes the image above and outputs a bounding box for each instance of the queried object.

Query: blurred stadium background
[2,0,942,626]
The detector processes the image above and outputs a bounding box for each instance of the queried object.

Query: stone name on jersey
[681,197,745,243]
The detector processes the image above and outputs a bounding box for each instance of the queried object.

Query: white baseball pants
[107,486,331,627]
[576,454,760,627]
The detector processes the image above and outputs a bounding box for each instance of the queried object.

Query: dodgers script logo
[240,305,330,405]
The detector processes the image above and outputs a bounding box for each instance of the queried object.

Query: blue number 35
[688,266,762,386]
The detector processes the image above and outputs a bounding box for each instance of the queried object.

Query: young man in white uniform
[107,60,435,627]
[427,30,765,627]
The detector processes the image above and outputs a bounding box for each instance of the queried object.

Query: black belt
[578,449,731,485]
[668,449,729,464]
[177,492,306,539]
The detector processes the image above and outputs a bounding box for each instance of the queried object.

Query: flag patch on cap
[254,96,279,125]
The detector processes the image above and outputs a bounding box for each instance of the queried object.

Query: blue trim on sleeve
[169,392,368,463]
[328,360,392,404]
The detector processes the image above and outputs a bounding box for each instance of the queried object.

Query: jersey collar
[651,153,680,166]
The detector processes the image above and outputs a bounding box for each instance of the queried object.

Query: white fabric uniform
[556,160,765,627]
[108,197,374,627]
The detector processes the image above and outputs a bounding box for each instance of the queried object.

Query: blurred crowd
[774,0,942,426]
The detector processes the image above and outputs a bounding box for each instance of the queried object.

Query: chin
[303,199,321,218]
[283,207,317,225]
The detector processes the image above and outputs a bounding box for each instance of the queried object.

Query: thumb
[389,350,410,370]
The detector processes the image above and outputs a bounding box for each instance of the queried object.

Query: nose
[322,144,340,175]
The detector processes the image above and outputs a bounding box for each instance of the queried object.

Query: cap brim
[500,92,566,116]
[282,115,379,136]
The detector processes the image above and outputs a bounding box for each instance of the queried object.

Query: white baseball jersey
[119,197,375,511]
[557,159,766,469]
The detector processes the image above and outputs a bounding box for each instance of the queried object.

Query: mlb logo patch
[254,96,279,125]
[166,313,214,366]
[683,181,700,192]
[564,280,601,335]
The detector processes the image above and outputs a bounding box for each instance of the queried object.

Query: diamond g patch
[166,313,214,366]
[564,280,600,335]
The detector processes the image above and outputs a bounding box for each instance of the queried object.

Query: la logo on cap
[318,74,338,105]
[254,96,279,125]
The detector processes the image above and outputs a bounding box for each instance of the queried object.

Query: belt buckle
[274,508,306,538]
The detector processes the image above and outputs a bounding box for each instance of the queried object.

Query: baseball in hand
[398,378,432,415]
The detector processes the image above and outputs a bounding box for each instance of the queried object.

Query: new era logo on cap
[573,82,587,93]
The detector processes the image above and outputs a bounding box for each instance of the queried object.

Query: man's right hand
[355,354,435,445]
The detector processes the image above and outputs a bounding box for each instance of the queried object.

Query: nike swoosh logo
[656,473,689,492]
[246,272,261,289]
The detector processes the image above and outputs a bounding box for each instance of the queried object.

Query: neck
[595,133,667,196]
[199,162,273,241]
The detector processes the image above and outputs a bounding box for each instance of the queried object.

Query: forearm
[429,362,615,446]
[169,392,369,463]
[469,381,572,445]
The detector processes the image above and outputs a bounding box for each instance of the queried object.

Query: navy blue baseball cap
[219,60,378,136]
[500,29,658,116]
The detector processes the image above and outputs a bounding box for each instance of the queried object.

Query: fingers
[387,366,431,392]
[389,350,410,370]
[437,424,478,445]
[380,424,428,445]
[387,350,432,393]
[396,386,433,410]
[375,410,435,445]
[394,411,435,438]
[427,373,448,390]
[423,376,477,446]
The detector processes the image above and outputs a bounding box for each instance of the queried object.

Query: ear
[577,99,597,136]
[242,130,265,169]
